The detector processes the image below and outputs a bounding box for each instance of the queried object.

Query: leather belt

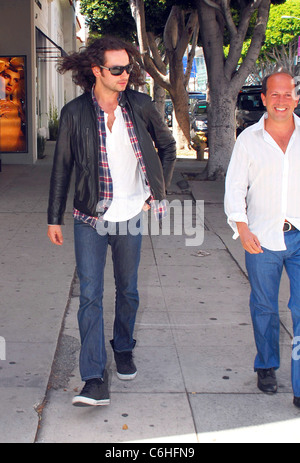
[284,221,297,232]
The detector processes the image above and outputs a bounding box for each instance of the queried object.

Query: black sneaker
[257,368,278,394]
[293,397,300,409]
[110,340,137,381]
[72,372,110,407]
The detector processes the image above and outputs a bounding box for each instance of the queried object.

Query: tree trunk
[129,0,199,151]
[169,83,190,151]
[207,93,236,180]
[196,0,271,179]
[165,7,199,151]
[172,111,189,152]
[153,82,166,117]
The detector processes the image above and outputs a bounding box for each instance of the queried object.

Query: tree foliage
[80,0,291,178]
[80,0,171,41]
[224,0,299,60]
[81,0,200,149]
[194,0,288,179]
[80,0,135,40]
[80,0,200,41]
[261,0,300,53]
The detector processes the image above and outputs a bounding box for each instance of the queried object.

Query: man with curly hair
[47,36,176,407]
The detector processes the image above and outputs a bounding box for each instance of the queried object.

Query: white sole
[72,396,110,407]
[117,371,137,381]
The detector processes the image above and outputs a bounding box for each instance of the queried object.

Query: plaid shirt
[73,88,167,228]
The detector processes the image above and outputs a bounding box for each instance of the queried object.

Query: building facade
[0,0,87,165]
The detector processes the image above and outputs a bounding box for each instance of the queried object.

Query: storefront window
[0,56,27,153]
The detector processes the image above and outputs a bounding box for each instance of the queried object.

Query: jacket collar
[118,91,127,108]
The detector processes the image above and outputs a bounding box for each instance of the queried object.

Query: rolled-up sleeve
[224,137,250,239]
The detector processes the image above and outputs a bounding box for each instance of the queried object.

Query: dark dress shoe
[257,368,278,394]
[293,397,300,409]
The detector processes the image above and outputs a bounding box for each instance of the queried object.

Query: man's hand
[237,222,263,254]
[142,201,151,212]
[48,225,64,246]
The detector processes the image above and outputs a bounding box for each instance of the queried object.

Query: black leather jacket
[48,89,176,225]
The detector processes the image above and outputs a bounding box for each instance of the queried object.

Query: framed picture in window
[0,56,27,153]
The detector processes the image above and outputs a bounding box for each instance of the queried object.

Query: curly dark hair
[57,36,145,92]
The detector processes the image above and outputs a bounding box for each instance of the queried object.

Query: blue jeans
[245,229,300,397]
[74,215,143,381]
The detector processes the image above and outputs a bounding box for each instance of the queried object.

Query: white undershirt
[103,105,150,222]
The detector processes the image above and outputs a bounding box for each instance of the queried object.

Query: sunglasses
[99,64,134,76]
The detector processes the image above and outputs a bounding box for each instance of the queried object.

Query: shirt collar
[252,112,300,132]
[294,113,300,127]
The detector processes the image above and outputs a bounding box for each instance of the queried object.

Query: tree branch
[222,0,237,37]
[232,0,271,89]
[143,53,171,91]
[202,0,223,14]
[177,10,199,59]
[224,0,264,80]
[184,22,200,87]
[147,32,167,74]
[129,0,171,92]
[164,6,179,51]
[197,0,225,87]
[128,0,148,54]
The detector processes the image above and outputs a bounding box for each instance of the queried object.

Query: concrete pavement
[0,142,299,444]
[0,142,75,443]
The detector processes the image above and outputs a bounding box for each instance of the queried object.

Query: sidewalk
[0,143,299,443]
[0,142,75,443]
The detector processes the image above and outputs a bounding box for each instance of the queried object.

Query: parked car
[188,91,206,105]
[190,99,208,132]
[190,99,209,161]
[236,86,265,136]
[164,99,173,127]
[164,92,206,127]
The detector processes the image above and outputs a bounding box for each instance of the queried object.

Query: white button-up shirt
[103,105,150,222]
[225,113,300,251]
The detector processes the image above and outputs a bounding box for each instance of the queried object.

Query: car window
[165,101,173,114]
[238,93,265,111]
[188,93,206,106]
[194,103,207,115]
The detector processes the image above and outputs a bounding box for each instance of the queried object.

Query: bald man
[225,72,300,409]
